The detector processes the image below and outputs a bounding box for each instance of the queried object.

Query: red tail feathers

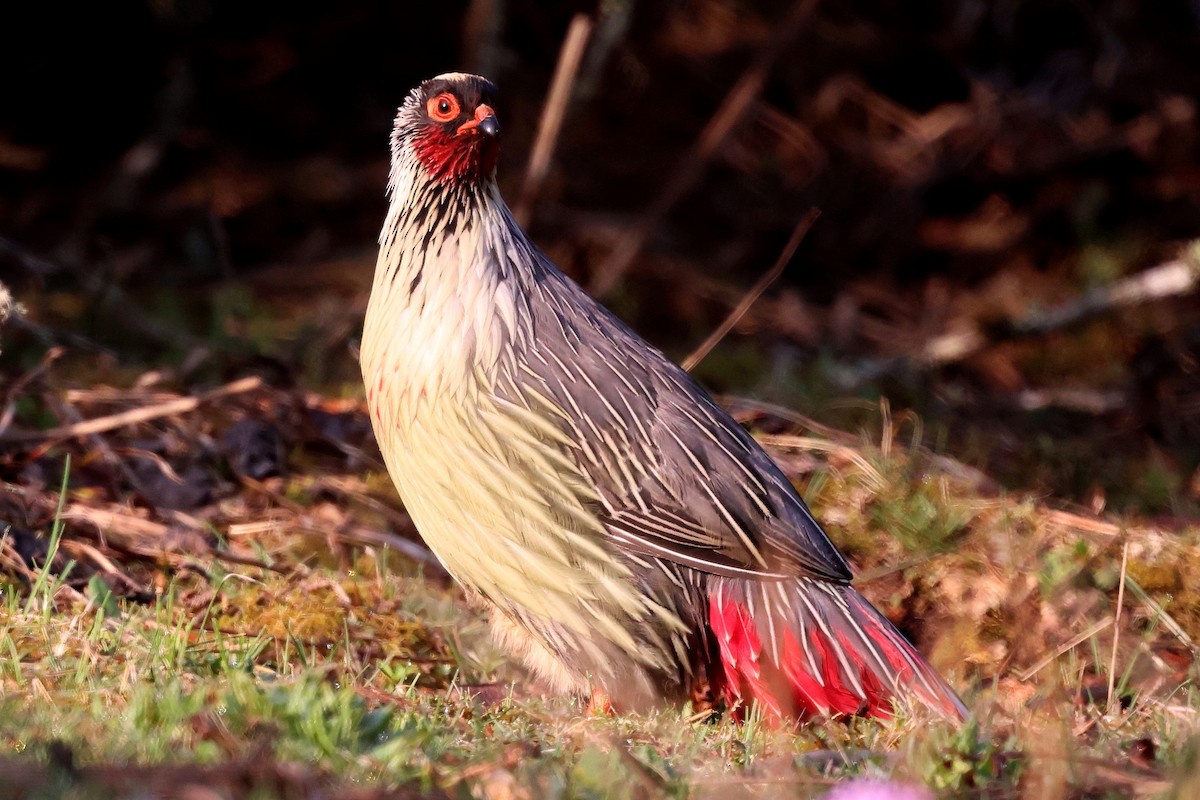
[708,581,966,722]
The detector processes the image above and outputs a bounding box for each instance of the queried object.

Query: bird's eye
[427,93,460,122]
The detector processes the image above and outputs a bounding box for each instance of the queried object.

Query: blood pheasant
[361,72,966,721]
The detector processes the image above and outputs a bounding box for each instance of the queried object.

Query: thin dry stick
[61,540,147,595]
[1016,615,1115,682]
[587,0,822,296]
[69,540,127,577]
[1,346,62,406]
[461,0,502,75]
[0,345,63,436]
[336,525,442,570]
[720,395,863,443]
[838,251,1200,388]
[1044,508,1122,539]
[1015,255,1199,336]
[0,375,263,443]
[1123,576,1197,652]
[63,501,289,575]
[723,394,995,489]
[681,208,820,372]
[1108,540,1130,714]
[754,432,884,491]
[514,14,593,227]
[50,395,143,494]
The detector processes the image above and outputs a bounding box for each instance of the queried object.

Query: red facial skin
[411,103,500,185]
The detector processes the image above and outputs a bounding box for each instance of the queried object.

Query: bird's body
[362,73,966,720]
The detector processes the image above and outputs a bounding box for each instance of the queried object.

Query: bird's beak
[457,104,500,138]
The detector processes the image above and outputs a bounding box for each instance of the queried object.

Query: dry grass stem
[0,376,263,443]
[1016,616,1115,682]
[1107,540,1130,715]
[514,14,592,227]
[756,432,885,491]
[839,251,1200,388]
[588,0,823,296]
[681,208,820,372]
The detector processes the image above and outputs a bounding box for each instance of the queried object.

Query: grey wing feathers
[516,265,853,585]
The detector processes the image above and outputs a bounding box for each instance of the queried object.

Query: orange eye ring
[427,93,460,122]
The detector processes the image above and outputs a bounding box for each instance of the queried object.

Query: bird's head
[393,72,501,186]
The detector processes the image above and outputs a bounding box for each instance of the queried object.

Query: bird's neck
[363,159,531,404]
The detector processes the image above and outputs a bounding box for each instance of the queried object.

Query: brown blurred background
[1,0,1198,516]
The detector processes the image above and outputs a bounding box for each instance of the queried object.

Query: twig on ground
[45,394,143,498]
[720,395,856,443]
[238,475,439,569]
[723,393,996,490]
[1123,576,1198,654]
[587,0,822,296]
[681,208,820,372]
[836,250,1200,388]
[0,346,63,437]
[55,500,287,575]
[1014,388,1127,415]
[326,525,443,572]
[1108,541,1130,715]
[1043,509,1122,539]
[67,540,128,578]
[1014,254,1200,337]
[1063,757,1169,794]
[0,529,89,606]
[0,376,264,443]
[59,539,146,595]
[0,532,41,584]
[514,14,592,227]
[59,503,194,547]
[238,475,308,515]
[755,432,885,492]
[1016,615,1115,682]
[312,475,419,533]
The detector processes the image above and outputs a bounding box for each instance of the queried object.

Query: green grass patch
[1,428,1198,797]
